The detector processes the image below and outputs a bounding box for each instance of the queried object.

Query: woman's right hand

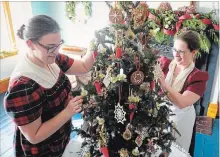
[65,95,83,117]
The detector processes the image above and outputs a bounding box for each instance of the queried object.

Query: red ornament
[213,24,220,30]
[94,81,102,95]
[93,50,98,60]
[150,81,155,91]
[116,47,122,58]
[129,104,137,122]
[100,147,109,157]
[163,28,176,36]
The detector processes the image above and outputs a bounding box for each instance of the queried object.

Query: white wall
[49,2,109,48]
[146,1,191,10]
[195,1,219,20]
[9,2,33,52]
[0,2,32,80]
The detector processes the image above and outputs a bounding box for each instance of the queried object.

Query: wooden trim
[2,2,16,49]
[0,50,18,59]
[0,78,10,94]
[190,1,195,7]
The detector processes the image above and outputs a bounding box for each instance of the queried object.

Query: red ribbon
[213,24,220,30]
[201,18,212,25]
[100,147,109,157]
[176,14,192,32]
[176,13,200,32]
[163,28,176,36]
[94,81,102,95]
[129,104,137,122]
[116,47,122,58]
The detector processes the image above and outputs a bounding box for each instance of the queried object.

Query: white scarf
[10,54,60,88]
[165,60,195,92]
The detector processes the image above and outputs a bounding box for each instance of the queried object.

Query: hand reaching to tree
[65,95,83,117]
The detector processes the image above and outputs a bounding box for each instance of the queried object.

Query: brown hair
[17,15,60,42]
[175,31,200,52]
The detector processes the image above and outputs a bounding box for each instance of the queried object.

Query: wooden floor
[0,93,14,157]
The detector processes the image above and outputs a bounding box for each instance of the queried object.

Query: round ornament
[109,8,124,24]
[131,71,145,85]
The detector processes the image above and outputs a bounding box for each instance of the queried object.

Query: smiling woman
[158,31,209,152]
[4,14,97,157]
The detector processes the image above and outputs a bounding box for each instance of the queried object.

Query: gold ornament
[118,148,129,157]
[132,3,148,28]
[123,128,132,141]
[83,152,91,157]
[132,147,140,156]
[96,117,105,125]
[125,27,135,40]
[152,62,163,82]
[140,82,151,92]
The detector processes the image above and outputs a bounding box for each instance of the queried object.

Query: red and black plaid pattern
[4,54,74,157]
[56,53,74,73]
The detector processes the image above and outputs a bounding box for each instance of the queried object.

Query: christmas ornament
[97,117,105,125]
[150,81,155,91]
[147,139,156,153]
[83,152,91,157]
[80,144,92,157]
[158,2,172,13]
[122,128,132,140]
[131,55,145,85]
[178,6,196,14]
[125,27,135,40]
[140,82,151,92]
[119,148,129,157]
[93,50,98,60]
[132,147,140,156]
[94,81,102,95]
[103,74,111,88]
[116,47,123,58]
[135,135,143,147]
[114,102,126,124]
[81,88,88,97]
[100,147,109,157]
[129,103,136,122]
[128,95,141,103]
[131,70,145,85]
[109,8,124,24]
[132,2,148,28]
[152,62,163,82]
[136,126,149,140]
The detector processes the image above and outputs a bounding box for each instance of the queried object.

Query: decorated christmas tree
[71,2,179,157]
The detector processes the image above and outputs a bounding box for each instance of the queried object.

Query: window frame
[0,1,18,59]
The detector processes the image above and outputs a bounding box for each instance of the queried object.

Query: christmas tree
[72,2,178,157]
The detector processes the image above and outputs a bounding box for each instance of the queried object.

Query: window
[0,2,17,59]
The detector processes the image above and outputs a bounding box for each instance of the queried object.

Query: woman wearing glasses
[158,31,209,153]
[4,15,95,157]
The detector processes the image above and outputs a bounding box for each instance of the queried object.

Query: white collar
[10,54,60,88]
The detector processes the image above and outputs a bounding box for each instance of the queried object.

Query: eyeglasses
[37,39,64,54]
[171,48,186,54]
